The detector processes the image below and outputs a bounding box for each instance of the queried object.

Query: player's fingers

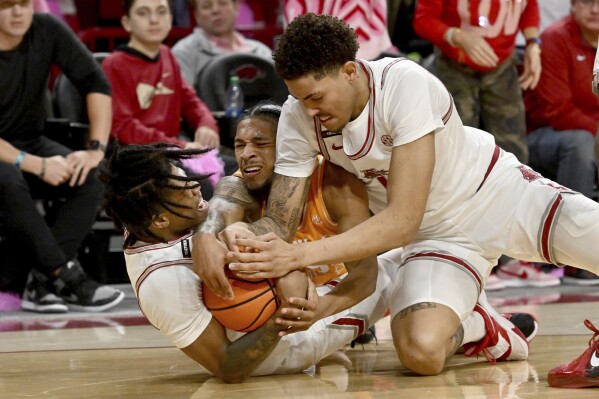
[227,251,268,266]
[288,296,315,311]
[209,276,234,300]
[235,238,271,251]
[217,230,240,252]
[231,270,269,279]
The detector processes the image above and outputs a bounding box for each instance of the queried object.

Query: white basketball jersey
[275,58,498,238]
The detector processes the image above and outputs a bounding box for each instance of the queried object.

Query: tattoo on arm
[198,177,257,235]
[398,302,437,319]
[220,320,283,378]
[248,175,311,241]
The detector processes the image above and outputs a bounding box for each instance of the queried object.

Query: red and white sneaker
[496,260,561,288]
[463,292,534,362]
[548,319,599,388]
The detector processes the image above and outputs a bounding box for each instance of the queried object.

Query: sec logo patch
[381,135,393,147]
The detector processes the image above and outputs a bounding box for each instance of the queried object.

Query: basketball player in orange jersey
[193,102,381,329]
[98,143,391,383]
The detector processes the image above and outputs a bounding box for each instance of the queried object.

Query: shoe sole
[548,374,599,388]
[561,277,599,286]
[496,277,561,288]
[478,292,529,360]
[65,291,125,313]
[21,300,68,313]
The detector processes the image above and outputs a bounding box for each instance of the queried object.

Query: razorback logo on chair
[232,64,266,82]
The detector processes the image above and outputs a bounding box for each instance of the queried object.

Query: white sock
[461,311,486,345]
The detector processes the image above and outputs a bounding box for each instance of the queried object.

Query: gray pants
[528,127,597,199]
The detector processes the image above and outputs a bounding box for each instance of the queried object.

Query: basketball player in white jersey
[98,143,393,383]
[217,13,599,377]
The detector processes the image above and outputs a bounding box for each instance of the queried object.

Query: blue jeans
[527,127,597,199]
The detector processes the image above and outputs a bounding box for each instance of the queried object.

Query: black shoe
[53,259,125,312]
[21,270,68,313]
[351,326,377,348]
[562,266,599,286]
[503,313,539,342]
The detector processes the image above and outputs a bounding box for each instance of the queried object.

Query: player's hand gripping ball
[202,268,279,332]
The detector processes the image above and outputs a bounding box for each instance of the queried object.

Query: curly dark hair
[98,143,210,247]
[273,13,359,81]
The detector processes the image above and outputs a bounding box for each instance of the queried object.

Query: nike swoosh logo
[591,350,599,367]
[332,144,343,150]
[577,55,586,61]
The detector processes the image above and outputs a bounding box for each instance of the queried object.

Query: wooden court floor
[1,285,598,398]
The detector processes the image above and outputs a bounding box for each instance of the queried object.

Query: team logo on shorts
[361,168,388,179]
[381,135,393,147]
[517,165,542,183]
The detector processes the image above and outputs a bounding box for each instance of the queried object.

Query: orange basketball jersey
[234,156,347,285]
[293,156,347,285]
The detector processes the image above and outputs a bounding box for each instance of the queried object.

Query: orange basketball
[202,273,280,332]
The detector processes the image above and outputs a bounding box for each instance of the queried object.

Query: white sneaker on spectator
[496,260,561,288]
[485,273,506,291]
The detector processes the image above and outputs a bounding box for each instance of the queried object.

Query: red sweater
[102,45,218,146]
[413,0,539,72]
[525,16,599,135]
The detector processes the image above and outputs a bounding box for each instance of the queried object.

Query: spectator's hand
[456,30,499,68]
[65,150,104,186]
[192,233,233,300]
[519,44,542,90]
[227,232,301,279]
[184,141,206,150]
[195,126,220,149]
[276,278,318,336]
[42,155,72,186]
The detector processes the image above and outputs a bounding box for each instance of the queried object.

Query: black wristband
[526,37,542,47]
[87,140,107,152]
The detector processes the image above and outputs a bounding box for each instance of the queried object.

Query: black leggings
[0,136,102,291]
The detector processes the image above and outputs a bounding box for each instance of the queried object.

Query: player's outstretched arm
[181,316,286,383]
[228,134,435,277]
[180,271,311,383]
[276,162,378,333]
[313,162,378,318]
[192,176,261,299]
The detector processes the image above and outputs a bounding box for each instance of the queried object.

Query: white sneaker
[463,292,531,362]
[485,273,506,291]
[496,260,560,288]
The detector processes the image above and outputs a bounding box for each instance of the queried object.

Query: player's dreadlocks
[98,143,210,247]
[273,13,359,81]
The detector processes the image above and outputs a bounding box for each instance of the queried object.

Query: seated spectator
[524,0,599,285]
[102,0,237,198]
[282,0,399,60]
[0,1,124,312]
[172,0,273,88]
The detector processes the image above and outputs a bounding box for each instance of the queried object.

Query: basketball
[202,272,280,332]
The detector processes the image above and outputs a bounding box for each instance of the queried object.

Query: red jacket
[414,0,539,72]
[102,45,218,146]
[524,16,599,135]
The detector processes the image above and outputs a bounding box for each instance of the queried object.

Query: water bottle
[224,75,244,118]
